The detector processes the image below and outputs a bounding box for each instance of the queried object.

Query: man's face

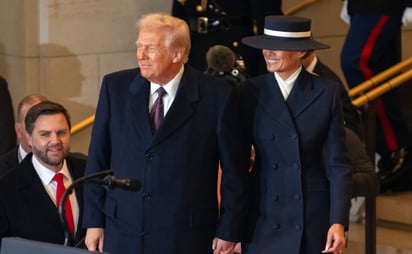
[136,28,180,85]
[26,113,70,172]
[262,49,306,80]
[15,103,39,153]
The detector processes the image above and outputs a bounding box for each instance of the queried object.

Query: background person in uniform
[0,94,48,177]
[340,0,412,191]
[172,0,283,76]
[83,12,249,254]
[0,101,86,248]
[238,15,352,254]
[0,76,16,156]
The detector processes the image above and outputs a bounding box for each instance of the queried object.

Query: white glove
[340,0,350,24]
[402,7,412,28]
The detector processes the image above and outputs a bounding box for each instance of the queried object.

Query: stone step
[346,223,412,254]
[345,191,412,253]
[377,191,412,226]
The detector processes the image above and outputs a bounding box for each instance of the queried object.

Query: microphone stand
[58,169,114,246]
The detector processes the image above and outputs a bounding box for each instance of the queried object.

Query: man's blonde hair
[136,12,191,63]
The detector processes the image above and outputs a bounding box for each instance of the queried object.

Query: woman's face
[262,49,306,80]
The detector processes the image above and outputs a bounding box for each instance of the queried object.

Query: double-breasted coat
[238,69,352,254]
[82,66,250,254]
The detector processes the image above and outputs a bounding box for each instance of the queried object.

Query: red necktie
[150,87,167,132]
[53,173,75,237]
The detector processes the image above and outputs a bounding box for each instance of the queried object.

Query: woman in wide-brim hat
[238,15,352,254]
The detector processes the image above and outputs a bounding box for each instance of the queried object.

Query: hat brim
[241,35,330,51]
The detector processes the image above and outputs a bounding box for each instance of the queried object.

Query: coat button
[272,224,280,230]
[293,163,300,170]
[272,163,278,170]
[145,153,153,160]
[295,224,302,231]
[141,232,150,239]
[272,195,279,201]
[294,194,301,200]
[142,193,151,200]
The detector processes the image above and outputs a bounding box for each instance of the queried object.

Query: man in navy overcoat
[83,13,250,254]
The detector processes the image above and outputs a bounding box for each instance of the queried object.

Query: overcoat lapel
[150,67,199,148]
[127,67,199,149]
[257,73,295,130]
[286,70,325,118]
[17,156,58,213]
[128,76,153,145]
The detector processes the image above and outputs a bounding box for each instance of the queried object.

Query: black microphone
[101,175,141,192]
[206,44,236,73]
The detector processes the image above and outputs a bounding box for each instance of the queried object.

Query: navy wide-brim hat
[242,15,330,51]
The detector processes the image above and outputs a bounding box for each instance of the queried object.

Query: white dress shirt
[32,155,79,232]
[149,65,184,115]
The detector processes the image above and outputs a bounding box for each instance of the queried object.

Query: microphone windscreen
[206,45,236,73]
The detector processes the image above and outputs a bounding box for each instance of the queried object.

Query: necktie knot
[53,173,64,185]
[157,87,166,98]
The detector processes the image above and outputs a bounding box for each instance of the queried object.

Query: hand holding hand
[212,238,236,254]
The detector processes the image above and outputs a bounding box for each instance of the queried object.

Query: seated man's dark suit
[0,78,16,155]
[0,146,19,178]
[0,153,87,248]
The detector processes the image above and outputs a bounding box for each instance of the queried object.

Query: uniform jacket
[172,0,283,76]
[238,69,352,254]
[0,153,87,248]
[347,0,412,15]
[83,66,250,254]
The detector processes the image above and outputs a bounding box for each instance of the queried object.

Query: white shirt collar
[32,155,70,186]
[149,65,184,113]
[305,55,318,73]
[18,144,28,163]
[274,66,303,100]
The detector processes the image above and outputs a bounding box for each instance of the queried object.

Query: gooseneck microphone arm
[59,170,142,246]
[58,169,114,246]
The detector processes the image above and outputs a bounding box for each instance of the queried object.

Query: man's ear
[15,122,22,139]
[25,131,32,147]
[172,50,184,63]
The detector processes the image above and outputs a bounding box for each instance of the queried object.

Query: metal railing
[351,57,412,107]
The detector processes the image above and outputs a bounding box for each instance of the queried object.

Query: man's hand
[85,227,104,253]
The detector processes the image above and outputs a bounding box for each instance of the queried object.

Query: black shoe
[378,148,412,193]
[377,147,408,177]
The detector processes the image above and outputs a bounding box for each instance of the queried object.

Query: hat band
[264,28,311,38]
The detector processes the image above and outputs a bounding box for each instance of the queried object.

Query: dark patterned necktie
[150,87,167,132]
